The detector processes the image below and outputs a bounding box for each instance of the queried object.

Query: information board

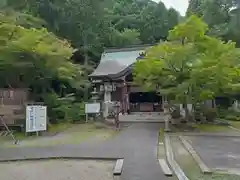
[26,105,47,132]
[85,103,100,114]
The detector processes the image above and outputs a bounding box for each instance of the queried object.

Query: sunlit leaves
[0,13,81,89]
[134,15,240,104]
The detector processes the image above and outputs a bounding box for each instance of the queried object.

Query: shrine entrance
[129,91,163,112]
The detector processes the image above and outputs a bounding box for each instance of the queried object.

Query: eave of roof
[89,44,155,78]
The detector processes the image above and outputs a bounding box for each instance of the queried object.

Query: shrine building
[89,44,164,118]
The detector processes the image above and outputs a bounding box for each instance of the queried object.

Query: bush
[43,93,85,124]
[225,115,240,121]
[203,108,217,122]
[217,108,240,121]
[67,103,85,123]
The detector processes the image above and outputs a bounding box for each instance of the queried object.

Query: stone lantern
[163,101,171,132]
[113,101,121,130]
[91,87,99,102]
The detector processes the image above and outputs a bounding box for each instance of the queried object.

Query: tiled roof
[90,45,153,77]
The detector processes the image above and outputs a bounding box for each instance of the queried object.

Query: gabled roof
[89,44,153,78]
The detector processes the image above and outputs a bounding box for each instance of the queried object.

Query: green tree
[134,15,240,121]
[186,0,206,17]
[4,0,180,48]
[0,13,84,122]
[186,0,240,46]
[105,0,180,43]
[107,28,141,47]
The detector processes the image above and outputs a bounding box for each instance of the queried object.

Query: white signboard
[85,103,100,114]
[26,105,47,132]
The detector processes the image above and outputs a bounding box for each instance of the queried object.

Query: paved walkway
[0,123,167,180]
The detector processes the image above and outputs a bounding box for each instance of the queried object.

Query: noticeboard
[26,105,47,133]
[85,103,100,114]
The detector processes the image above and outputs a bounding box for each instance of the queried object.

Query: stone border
[0,156,121,163]
[214,167,240,176]
[113,159,124,176]
[158,159,173,176]
[179,136,212,174]
[164,134,189,180]
[179,132,240,138]
[228,126,240,132]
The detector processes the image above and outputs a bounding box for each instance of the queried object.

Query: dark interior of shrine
[129,92,162,112]
[129,92,161,103]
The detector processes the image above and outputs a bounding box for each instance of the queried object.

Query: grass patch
[0,123,75,142]
[48,123,74,133]
[192,124,232,133]
[229,121,240,129]
[170,136,240,180]
[159,128,164,142]
[0,123,117,148]
[158,128,165,158]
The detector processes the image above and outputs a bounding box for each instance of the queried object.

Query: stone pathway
[0,123,167,180]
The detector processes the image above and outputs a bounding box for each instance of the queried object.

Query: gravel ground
[0,160,116,180]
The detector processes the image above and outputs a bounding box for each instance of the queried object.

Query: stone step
[119,114,165,122]
[113,159,124,176]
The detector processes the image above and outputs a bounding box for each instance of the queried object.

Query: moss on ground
[192,124,233,132]
[0,123,118,148]
[170,135,240,180]
[229,121,240,129]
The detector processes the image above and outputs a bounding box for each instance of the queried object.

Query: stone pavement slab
[0,123,168,180]
[186,136,240,170]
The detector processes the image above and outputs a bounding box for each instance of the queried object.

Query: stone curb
[179,136,212,174]
[158,159,173,176]
[164,134,189,180]
[228,126,240,132]
[178,132,240,138]
[0,156,121,163]
[214,167,240,176]
[120,121,165,123]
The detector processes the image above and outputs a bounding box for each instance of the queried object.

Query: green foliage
[134,15,240,115]
[0,13,85,123]
[4,0,180,51]
[186,0,206,17]
[43,93,85,123]
[225,115,240,121]
[187,0,240,47]
[0,0,181,123]
[218,108,240,121]
[203,108,217,122]
[107,28,141,47]
[0,15,78,87]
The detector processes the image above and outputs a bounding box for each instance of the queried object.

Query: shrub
[217,108,240,121]
[43,93,85,124]
[225,115,240,121]
[67,103,85,123]
[203,108,217,122]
